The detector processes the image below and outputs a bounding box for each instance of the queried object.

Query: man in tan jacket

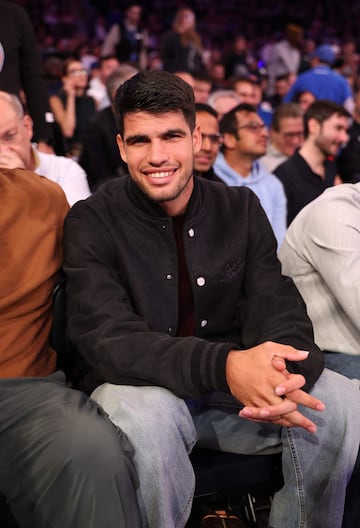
[0,168,140,527]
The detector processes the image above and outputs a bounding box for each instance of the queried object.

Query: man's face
[117,111,201,216]
[270,116,304,157]
[126,5,142,24]
[313,113,349,157]
[232,111,268,158]
[193,80,212,103]
[298,91,316,112]
[194,111,221,173]
[100,58,120,83]
[0,99,33,169]
[274,78,290,98]
[233,81,255,104]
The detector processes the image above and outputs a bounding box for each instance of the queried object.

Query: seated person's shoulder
[311,183,360,226]
[1,167,68,201]
[289,183,360,242]
[1,167,69,225]
[38,150,84,172]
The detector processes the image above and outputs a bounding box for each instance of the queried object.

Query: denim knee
[92,384,197,454]
[306,368,360,441]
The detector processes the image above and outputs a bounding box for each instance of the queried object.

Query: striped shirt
[279,183,360,355]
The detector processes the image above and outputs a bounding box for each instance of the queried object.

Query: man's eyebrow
[161,128,187,137]
[125,128,187,144]
[125,134,149,145]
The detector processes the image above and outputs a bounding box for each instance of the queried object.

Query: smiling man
[63,71,360,528]
[274,99,350,225]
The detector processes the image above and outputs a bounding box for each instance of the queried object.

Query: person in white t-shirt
[0,90,90,205]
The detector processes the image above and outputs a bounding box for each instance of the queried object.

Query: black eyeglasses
[237,122,267,133]
[201,132,223,145]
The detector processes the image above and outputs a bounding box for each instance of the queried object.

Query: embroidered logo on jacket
[220,257,243,284]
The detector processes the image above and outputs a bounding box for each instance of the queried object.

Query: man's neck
[224,151,253,178]
[299,141,326,178]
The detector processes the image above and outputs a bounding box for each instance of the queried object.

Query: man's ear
[192,124,202,153]
[307,117,320,136]
[222,132,237,150]
[116,134,127,162]
[23,114,34,141]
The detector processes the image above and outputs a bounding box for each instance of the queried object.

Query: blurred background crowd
[3,0,360,200]
[13,0,357,87]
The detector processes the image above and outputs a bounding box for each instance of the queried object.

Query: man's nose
[201,135,212,150]
[148,140,169,164]
[292,134,304,147]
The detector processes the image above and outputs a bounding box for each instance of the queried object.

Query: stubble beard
[139,169,193,204]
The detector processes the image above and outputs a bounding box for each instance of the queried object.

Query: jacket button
[188,228,195,237]
[196,276,205,286]
[166,274,172,280]
[168,327,173,333]
[200,319,207,327]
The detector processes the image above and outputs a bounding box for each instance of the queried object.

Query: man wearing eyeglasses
[261,103,304,173]
[194,103,223,182]
[214,102,287,248]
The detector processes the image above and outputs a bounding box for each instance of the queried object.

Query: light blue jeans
[91,368,360,528]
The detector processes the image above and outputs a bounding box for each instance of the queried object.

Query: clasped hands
[225,341,325,433]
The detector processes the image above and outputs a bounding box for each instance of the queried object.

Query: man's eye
[128,137,147,145]
[165,133,181,140]
[4,132,16,142]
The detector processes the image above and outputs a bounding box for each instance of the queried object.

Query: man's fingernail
[275,386,286,395]
[299,350,309,356]
[240,409,252,417]
[307,424,317,433]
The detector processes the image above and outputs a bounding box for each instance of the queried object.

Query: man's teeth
[150,171,172,178]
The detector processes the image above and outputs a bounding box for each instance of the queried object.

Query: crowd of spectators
[19,0,360,87]
[21,0,360,56]
[4,0,360,200]
[9,0,359,161]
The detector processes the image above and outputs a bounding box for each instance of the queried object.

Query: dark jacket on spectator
[64,176,323,396]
